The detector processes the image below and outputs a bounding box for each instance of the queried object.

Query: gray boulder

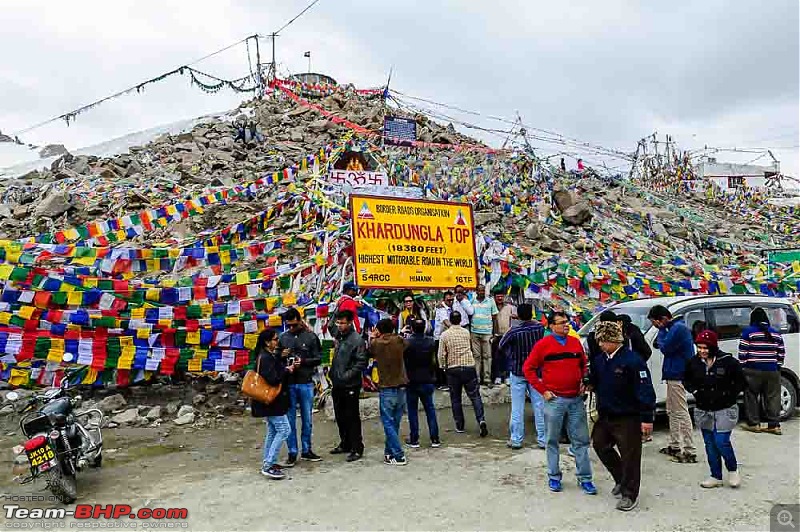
[112,408,141,425]
[177,405,195,418]
[96,394,127,414]
[145,406,162,421]
[34,192,72,218]
[39,144,69,158]
[173,413,195,426]
[561,202,592,226]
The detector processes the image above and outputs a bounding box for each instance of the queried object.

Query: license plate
[26,443,55,470]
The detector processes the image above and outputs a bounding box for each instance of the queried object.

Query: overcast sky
[1,0,797,176]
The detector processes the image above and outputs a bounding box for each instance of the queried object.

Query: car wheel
[780,375,798,421]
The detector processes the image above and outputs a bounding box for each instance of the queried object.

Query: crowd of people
[248,284,787,512]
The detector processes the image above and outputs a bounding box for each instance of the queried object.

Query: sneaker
[261,465,285,479]
[659,446,681,457]
[579,481,598,495]
[537,443,546,450]
[455,428,466,434]
[700,477,724,488]
[548,479,563,492]
[728,470,741,488]
[670,452,698,464]
[479,421,489,438]
[330,445,349,455]
[763,426,782,435]
[438,385,450,392]
[507,442,523,450]
[740,423,761,433]
[345,451,362,463]
[384,455,408,466]
[612,484,623,498]
[616,497,638,512]
[431,438,441,448]
[405,438,420,448]
[284,454,297,468]
[301,451,322,462]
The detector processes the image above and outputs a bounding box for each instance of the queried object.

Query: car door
[648,306,708,407]
[761,303,800,378]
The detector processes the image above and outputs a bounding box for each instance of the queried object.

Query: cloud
[0,0,796,175]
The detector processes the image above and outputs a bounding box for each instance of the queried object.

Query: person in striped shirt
[739,308,785,435]
[498,303,546,449]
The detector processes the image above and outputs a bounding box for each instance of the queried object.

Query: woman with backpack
[685,330,746,488]
[252,328,297,479]
[738,308,785,435]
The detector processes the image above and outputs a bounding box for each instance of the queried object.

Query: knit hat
[594,320,623,344]
[694,330,718,349]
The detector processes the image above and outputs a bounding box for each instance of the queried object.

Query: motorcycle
[7,371,104,503]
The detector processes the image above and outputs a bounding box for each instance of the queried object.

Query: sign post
[349,195,478,290]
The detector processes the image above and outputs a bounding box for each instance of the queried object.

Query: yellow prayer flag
[0,264,13,280]
[0,312,10,325]
[235,271,250,285]
[9,369,29,386]
[158,319,172,328]
[136,328,150,339]
[18,306,35,319]
[131,308,145,319]
[187,358,203,372]
[120,336,134,348]
[146,289,160,302]
[244,334,258,350]
[67,292,83,306]
[82,368,97,384]
[84,278,97,289]
[194,348,208,359]
[186,331,201,345]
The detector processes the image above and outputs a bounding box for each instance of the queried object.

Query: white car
[579,295,799,420]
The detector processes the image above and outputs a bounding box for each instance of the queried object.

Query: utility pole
[270,33,277,81]
[254,35,262,98]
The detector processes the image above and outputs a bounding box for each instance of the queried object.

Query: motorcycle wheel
[45,463,77,504]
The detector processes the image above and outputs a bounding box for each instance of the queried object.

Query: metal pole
[308,53,311,73]
[271,33,277,81]
[254,35,262,97]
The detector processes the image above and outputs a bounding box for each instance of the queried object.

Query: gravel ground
[1,402,798,531]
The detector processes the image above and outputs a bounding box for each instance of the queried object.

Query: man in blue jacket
[648,305,696,463]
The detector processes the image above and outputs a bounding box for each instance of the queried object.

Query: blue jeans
[380,387,407,459]
[287,383,314,455]
[701,428,737,480]
[543,396,592,482]
[406,383,439,442]
[263,415,290,468]
[509,373,545,447]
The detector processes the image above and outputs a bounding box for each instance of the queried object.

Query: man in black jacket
[403,318,441,448]
[329,310,368,462]
[279,307,323,466]
[589,321,656,512]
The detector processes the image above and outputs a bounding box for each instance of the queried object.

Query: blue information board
[383,116,417,146]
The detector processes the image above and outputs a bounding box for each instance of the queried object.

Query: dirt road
[1,403,798,531]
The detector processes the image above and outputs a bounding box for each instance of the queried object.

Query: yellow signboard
[349,194,478,289]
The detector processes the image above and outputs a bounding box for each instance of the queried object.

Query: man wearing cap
[337,282,362,333]
[589,320,656,512]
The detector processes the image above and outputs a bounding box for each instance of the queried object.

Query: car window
[682,309,707,338]
[709,306,752,341]
[764,306,799,334]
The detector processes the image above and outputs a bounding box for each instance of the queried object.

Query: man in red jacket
[523,311,596,495]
